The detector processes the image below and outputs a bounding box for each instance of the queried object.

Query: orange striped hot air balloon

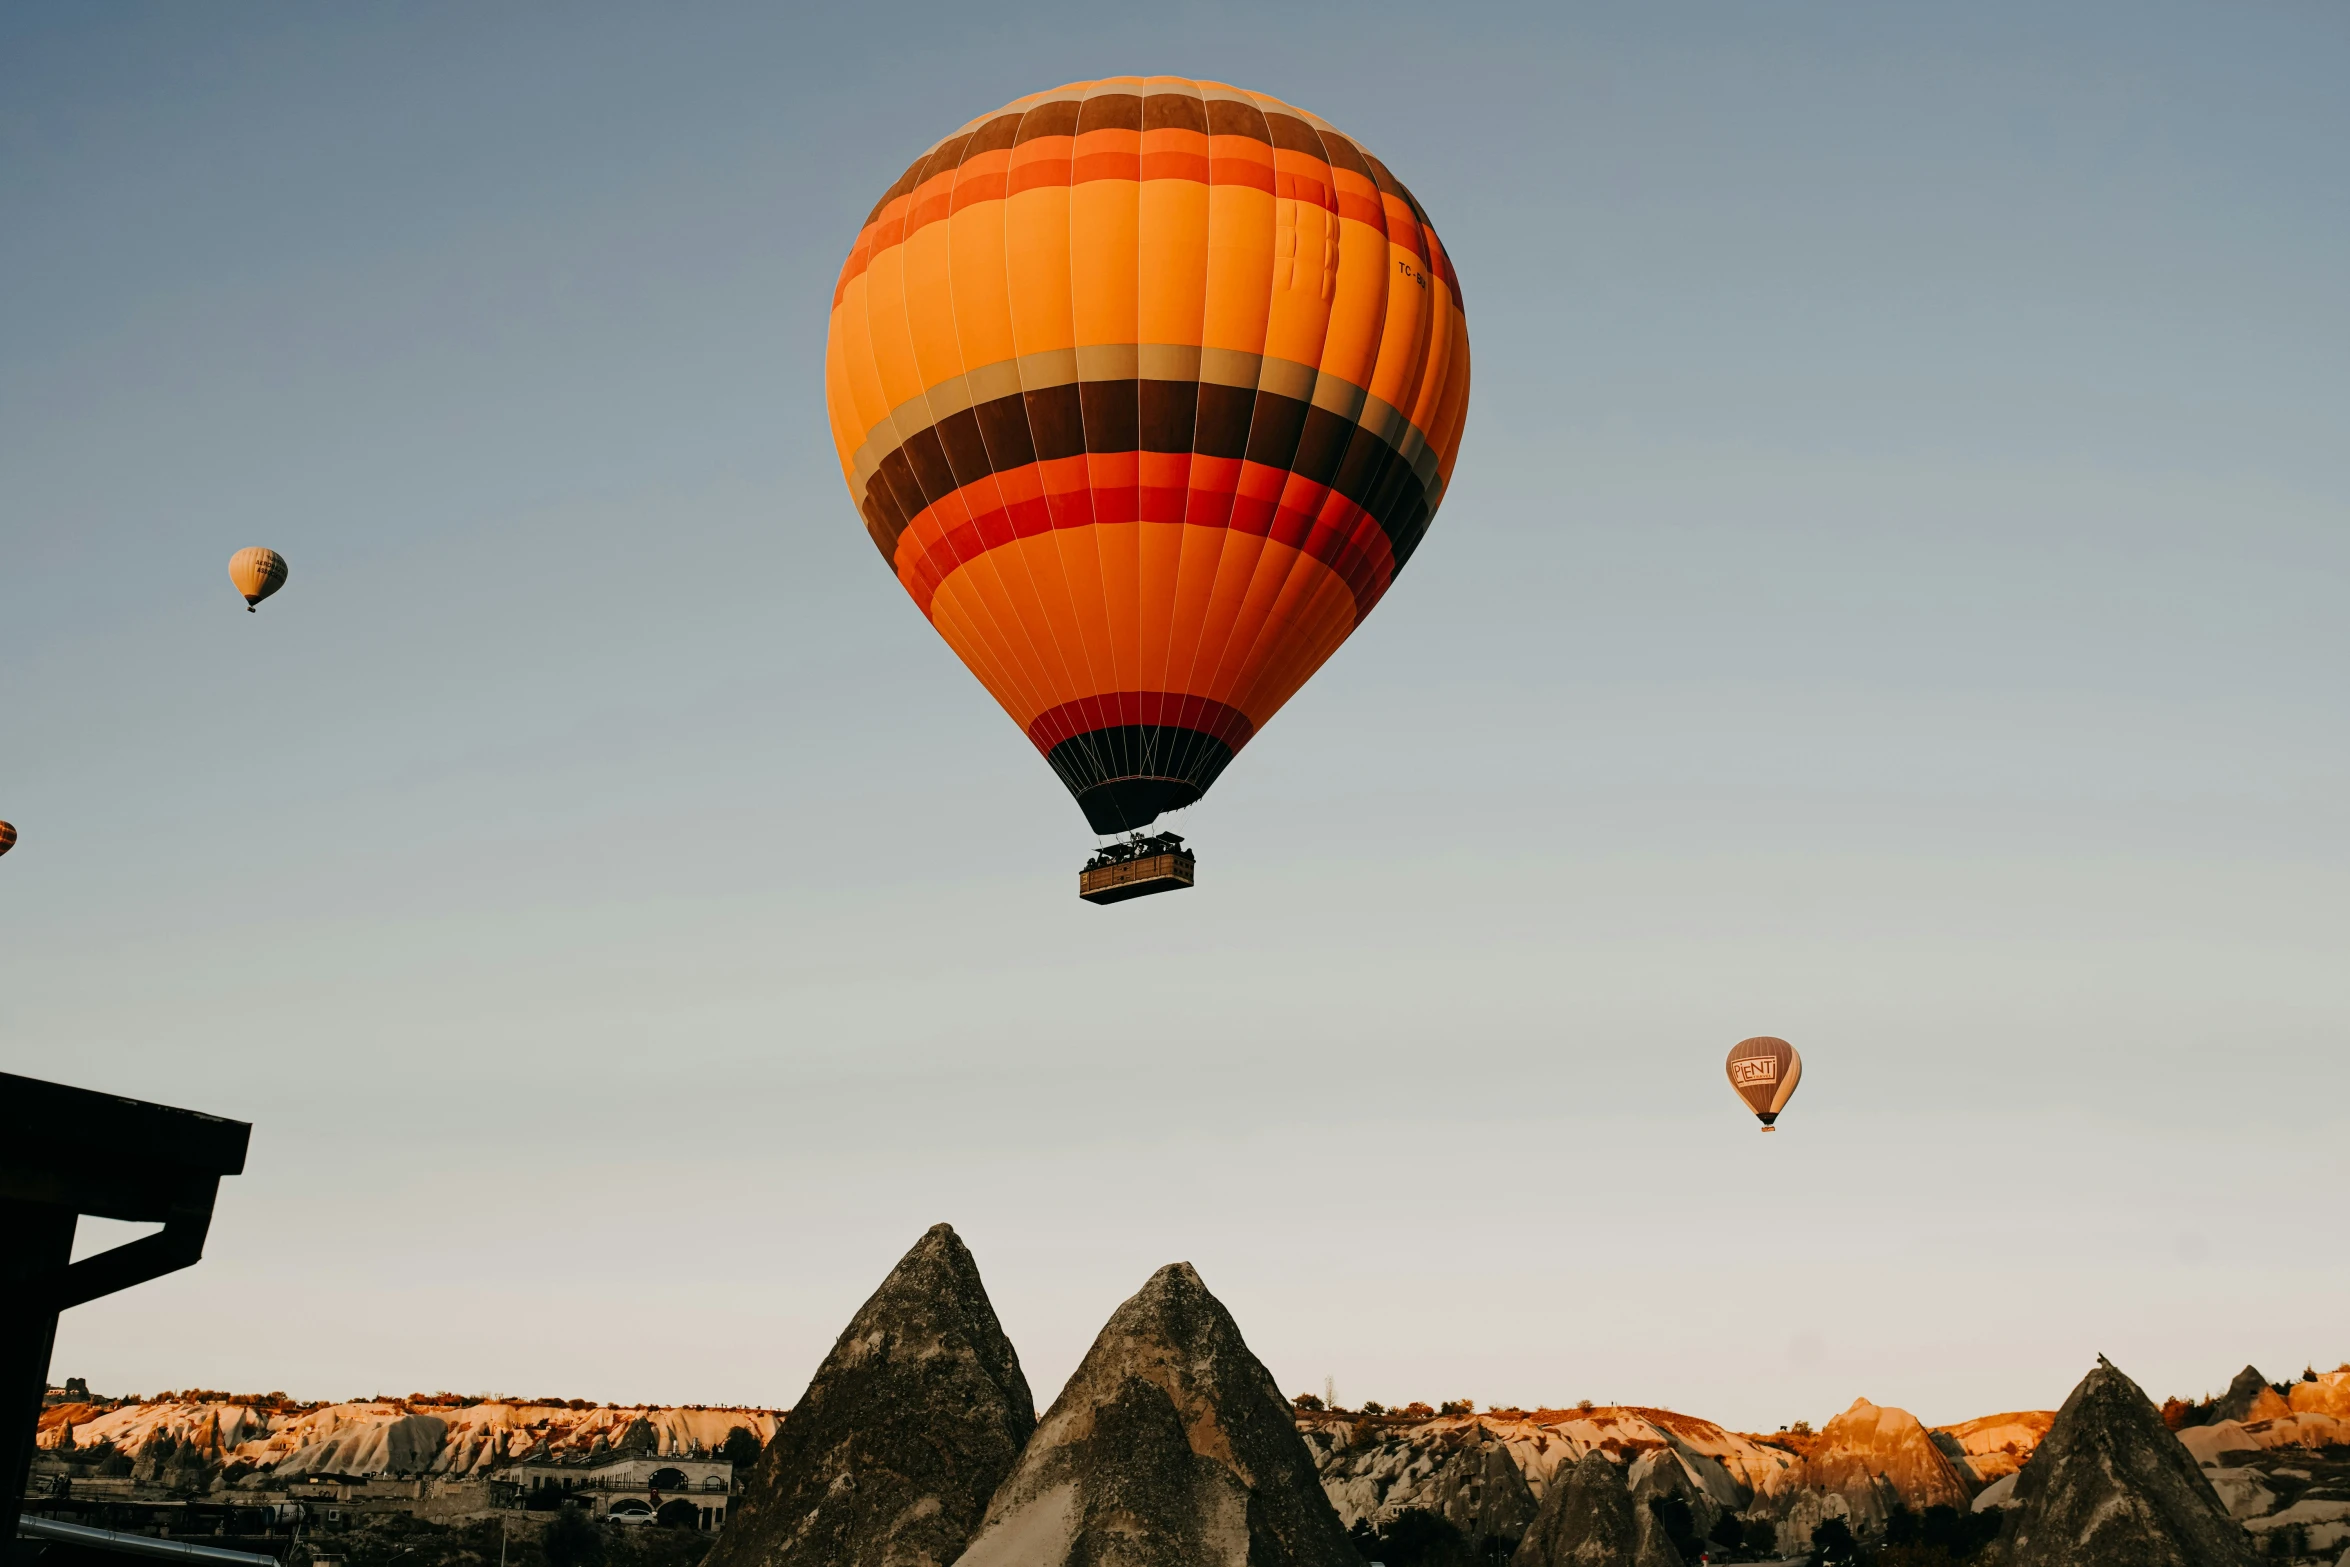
[0,821,15,859]
[827,78,1471,840]
[228,548,288,612]
[1726,1036,1803,1131]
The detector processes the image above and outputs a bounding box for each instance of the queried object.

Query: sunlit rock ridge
[39,1396,779,1479]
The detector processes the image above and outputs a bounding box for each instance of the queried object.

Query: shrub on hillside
[719,1426,762,1469]
[541,1507,604,1567]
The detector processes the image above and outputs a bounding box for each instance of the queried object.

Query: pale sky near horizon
[4,2,2346,1435]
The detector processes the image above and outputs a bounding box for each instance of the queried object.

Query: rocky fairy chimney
[2001,1359,2258,1567]
[702,1224,1033,1567]
[2213,1365,2267,1423]
[955,1261,1357,1567]
[1512,1448,1680,1567]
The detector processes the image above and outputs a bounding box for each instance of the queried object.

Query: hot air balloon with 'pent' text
[228,548,288,612]
[825,77,1471,901]
[1726,1036,1803,1132]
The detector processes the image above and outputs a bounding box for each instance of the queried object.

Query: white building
[500,1455,737,1531]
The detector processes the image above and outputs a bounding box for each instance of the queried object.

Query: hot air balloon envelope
[0,821,15,858]
[825,78,1471,832]
[229,548,288,611]
[1726,1036,1802,1130]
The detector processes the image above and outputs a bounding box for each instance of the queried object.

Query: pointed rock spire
[2214,1365,2271,1423]
[2003,1359,2258,1567]
[955,1262,1355,1567]
[706,1224,1034,1567]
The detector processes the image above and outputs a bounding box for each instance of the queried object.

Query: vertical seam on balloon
[1165,86,1277,797]
[860,171,1040,738]
[1004,88,1119,812]
[1355,172,1440,609]
[1183,95,1347,769]
[1063,80,1132,823]
[895,140,1062,745]
[933,94,1097,759]
[1202,103,1354,737]
[1136,77,1210,818]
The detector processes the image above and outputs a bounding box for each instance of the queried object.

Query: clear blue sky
[4,1,2345,1432]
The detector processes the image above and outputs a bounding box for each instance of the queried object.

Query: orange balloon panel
[827,77,1471,831]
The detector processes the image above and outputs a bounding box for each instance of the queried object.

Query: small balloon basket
[1078,832,1196,906]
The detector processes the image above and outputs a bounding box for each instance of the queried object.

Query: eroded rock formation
[2214,1364,2296,1426]
[2002,1358,2258,1567]
[707,1223,1034,1567]
[954,1262,1354,1567]
[1512,1449,1680,1567]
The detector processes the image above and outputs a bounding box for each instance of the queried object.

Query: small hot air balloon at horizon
[0,821,15,859]
[1726,1036,1802,1131]
[228,548,288,612]
[825,77,1470,899]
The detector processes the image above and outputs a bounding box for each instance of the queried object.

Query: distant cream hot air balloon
[0,821,15,859]
[228,548,288,612]
[1726,1036,1802,1131]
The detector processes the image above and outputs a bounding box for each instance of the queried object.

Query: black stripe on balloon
[861,381,1435,572]
[1043,725,1238,834]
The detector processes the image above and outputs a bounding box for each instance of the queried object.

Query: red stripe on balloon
[1024,692,1257,755]
[892,460,1397,624]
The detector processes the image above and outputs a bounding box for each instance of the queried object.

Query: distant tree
[1575,1399,1595,1414]
[1374,1508,1468,1567]
[1744,1517,1782,1556]
[1400,1402,1436,1420]
[2304,1366,2319,1383]
[1709,1511,1747,1553]
[1807,1517,1863,1566]
[1293,1394,1325,1412]
[542,1505,605,1567]
[1437,1400,1473,1418]
[1647,1497,1699,1560]
[1789,1420,1814,1438]
[719,1426,762,1469]
[1360,1401,1387,1417]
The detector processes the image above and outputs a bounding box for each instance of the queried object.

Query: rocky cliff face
[1510,1449,1679,1567]
[1774,1396,1970,1548]
[954,1262,1354,1567]
[704,1224,1033,1567]
[1302,1417,1540,1542]
[2002,1358,2258,1567]
[1301,1406,1793,1533]
[1931,1410,2055,1487]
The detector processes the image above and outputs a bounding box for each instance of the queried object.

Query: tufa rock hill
[954,1262,1355,1567]
[2001,1358,2258,1567]
[704,1223,1034,1567]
